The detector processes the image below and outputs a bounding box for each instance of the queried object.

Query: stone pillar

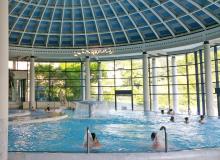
[29,56,35,110]
[143,52,150,111]
[0,1,8,160]
[204,41,215,116]
[98,61,103,101]
[152,58,158,112]
[81,62,85,101]
[85,56,90,100]
[172,56,178,114]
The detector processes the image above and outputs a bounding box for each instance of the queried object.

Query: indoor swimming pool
[8,110,220,153]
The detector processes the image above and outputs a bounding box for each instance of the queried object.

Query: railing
[87,127,89,153]
[160,126,168,152]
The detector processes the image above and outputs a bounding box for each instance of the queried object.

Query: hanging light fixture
[73,48,112,57]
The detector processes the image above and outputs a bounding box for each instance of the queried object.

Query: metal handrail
[160,126,168,152]
[87,127,89,153]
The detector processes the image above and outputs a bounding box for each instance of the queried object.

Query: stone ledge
[8,148,220,160]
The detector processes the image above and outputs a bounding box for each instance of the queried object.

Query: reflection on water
[8,110,220,153]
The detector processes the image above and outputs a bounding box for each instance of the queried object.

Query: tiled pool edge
[8,148,220,160]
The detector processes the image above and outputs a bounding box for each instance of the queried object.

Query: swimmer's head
[91,133,96,140]
[200,115,204,120]
[170,116,174,122]
[184,117,189,123]
[151,132,157,141]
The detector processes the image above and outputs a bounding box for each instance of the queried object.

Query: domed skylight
[9,0,220,49]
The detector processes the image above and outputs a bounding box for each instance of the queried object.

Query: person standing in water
[84,130,101,149]
[170,116,175,122]
[151,132,164,150]
[184,117,189,124]
[199,115,205,124]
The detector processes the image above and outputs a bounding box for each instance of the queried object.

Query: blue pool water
[8,110,220,153]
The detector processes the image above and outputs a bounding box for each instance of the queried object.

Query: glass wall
[148,46,220,115]
[9,45,220,115]
[90,59,144,110]
[34,59,144,109]
[35,62,82,101]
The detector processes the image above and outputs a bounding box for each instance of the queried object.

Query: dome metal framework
[9,0,220,49]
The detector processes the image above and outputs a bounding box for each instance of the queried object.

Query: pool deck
[8,148,220,160]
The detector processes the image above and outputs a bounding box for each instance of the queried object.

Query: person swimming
[83,130,101,149]
[170,116,175,122]
[45,106,50,112]
[167,109,174,115]
[184,117,189,124]
[91,133,101,148]
[199,115,205,124]
[151,132,162,150]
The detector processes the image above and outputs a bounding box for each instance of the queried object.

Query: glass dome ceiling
[9,0,220,49]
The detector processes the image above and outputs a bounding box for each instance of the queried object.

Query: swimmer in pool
[199,115,205,124]
[167,109,174,115]
[84,131,101,149]
[170,116,175,122]
[151,132,163,150]
[184,117,189,124]
[45,106,50,112]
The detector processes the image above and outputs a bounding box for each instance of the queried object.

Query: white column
[204,41,215,116]
[81,62,85,101]
[172,56,178,114]
[152,58,158,112]
[13,61,16,70]
[143,52,150,111]
[85,56,90,100]
[11,61,17,102]
[98,61,103,101]
[29,56,35,109]
[0,1,8,160]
